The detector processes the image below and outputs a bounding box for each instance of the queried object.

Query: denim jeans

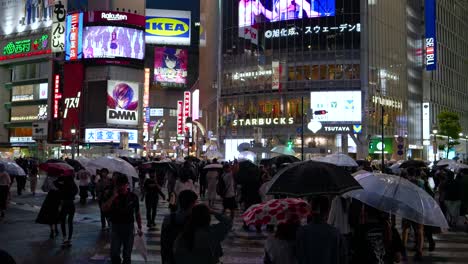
[111,223,134,264]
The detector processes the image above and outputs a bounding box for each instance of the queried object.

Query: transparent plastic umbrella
[88,156,138,178]
[344,173,448,228]
[271,145,295,156]
[238,151,256,162]
[436,159,457,166]
[320,153,358,167]
[205,150,223,160]
[0,160,26,176]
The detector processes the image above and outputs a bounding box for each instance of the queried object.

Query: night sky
[146,0,200,21]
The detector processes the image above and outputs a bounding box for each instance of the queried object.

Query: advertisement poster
[107,80,139,126]
[65,12,83,61]
[146,9,191,46]
[272,61,281,90]
[82,26,144,60]
[154,47,188,85]
[239,0,335,27]
[310,91,362,122]
[0,0,55,36]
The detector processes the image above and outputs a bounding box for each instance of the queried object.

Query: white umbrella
[436,159,457,166]
[320,153,358,167]
[345,172,448,228]
[389,160,404,174]
[0,160,26,176]
[205,150,223,160]
[271,145,295,156]
[238,151,256,162]
[88,156,138,179]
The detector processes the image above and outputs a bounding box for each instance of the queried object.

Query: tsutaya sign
[232,117,294,127]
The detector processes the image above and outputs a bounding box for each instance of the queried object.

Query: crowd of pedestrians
[1,155,468,264]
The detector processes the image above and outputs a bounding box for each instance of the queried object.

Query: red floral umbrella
[241,198,311,225]
[39,162,75,177]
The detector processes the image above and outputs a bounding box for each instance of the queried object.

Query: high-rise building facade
[423,0,468,160]
[217,0,428,161]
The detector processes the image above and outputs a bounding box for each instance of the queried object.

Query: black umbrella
[65,158,85,172]
[235,160,261,184]
[185,156,200,163]
[45,158,67,164]
[267,155,300,167]
[267,160,362,197]
[399,160,427,169]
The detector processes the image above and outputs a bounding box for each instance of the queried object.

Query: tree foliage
[437,111,462,156]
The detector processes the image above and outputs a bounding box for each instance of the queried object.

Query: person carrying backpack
[160,190,198,264]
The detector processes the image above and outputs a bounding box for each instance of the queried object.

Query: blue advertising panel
[425,0,436,71]
[65,13,84,61]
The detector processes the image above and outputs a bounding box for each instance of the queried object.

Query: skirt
[36,190,61,225]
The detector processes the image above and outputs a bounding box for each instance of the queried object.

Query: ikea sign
[145,9,191,46]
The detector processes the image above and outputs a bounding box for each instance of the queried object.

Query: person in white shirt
[221,164,237,220]
[77,168,90,204]
[174,170,196,197]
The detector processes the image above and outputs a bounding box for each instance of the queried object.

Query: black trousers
[79,186,89,204]
[16,177,26,195]
[59,200,75,240]
[145,196,159,226]
[99,201,109,228]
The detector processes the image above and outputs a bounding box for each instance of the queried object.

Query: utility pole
[381,105,385,172]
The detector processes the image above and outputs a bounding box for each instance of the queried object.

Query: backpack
[161,213,184,264]
[216,174,227,197]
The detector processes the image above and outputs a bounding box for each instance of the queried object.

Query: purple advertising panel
[239,0,335,27]
[84,11,145,27]
[82,26,145,60]
[154,47,188,85]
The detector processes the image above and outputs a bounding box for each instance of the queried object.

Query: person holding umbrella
[0,164,11,218]
[96,168,113,230]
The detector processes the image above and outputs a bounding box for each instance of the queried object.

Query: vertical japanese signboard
[51,0,67,53]
[53,74,62,119]
[65,12,83,61]
[177,100,184,136]
[425,0,436,71]
[183,91,191,132]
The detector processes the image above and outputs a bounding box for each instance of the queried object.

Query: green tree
[437,111,462,158]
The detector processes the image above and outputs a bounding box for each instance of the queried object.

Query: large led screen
[82,26,145,60]
[154,47,188,85]
[107,80,139,126]
[310,91,361,122]
[239,0,335,27]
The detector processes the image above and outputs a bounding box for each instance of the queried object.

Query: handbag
[134,231,148,262]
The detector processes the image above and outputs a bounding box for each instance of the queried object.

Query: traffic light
[287,138,293,148]
[314,110,328,115]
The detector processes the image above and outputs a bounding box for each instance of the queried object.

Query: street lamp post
[71,127,76,159]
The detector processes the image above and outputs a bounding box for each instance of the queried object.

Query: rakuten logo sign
[101,13,128,21]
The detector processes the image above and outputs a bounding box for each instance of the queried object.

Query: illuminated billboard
[65,13,84,61]
[82,26,145,60]
[310,91,361,122]
[146,9,191,46]
[85,128,138,144]
[154,47,188,85]
[239,0,335,27]
[107,80,139,126]
[0,0,53,35]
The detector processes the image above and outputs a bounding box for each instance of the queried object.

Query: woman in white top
[174,170,196,197]
[0,164,11,218]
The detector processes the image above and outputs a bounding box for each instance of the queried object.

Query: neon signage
[425,0,436,71]
[101,13,128,21]
[53,75,62,119]
[2,34,49,56]
[63,92,81,118]
[183,91,191,132]
[177,100,184,135]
